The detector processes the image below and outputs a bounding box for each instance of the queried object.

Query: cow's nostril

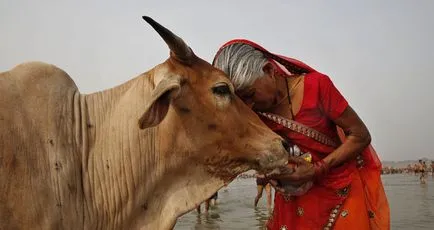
[281,140,290,151]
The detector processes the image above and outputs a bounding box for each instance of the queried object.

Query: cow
[0,16,288,229]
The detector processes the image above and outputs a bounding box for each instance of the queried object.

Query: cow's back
[0,62,84,229]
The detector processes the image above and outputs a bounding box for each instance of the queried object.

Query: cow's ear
[138,76,181,129]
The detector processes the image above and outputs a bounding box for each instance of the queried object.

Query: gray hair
[213,43,268,91]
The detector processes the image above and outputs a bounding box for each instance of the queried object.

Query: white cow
[0,16,288,229]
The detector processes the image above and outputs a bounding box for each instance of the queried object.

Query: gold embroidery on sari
[296,207,304,216]
[356,155,365,168]
[341,210,349,217]
[323,203,342,230]
[257,112,338,147]
[336,185,351,197]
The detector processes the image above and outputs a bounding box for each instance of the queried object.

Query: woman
[212,39,390,230]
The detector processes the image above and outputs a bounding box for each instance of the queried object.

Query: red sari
[214,40,390,230]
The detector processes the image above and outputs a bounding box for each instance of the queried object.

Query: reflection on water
[175,174,434,230]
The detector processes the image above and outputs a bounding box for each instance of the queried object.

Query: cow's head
[139,16,288,180]
[131,16,290,229]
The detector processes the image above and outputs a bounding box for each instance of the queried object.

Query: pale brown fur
[0,26,287,230]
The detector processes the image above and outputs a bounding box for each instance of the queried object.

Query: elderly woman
[212,39,390,230]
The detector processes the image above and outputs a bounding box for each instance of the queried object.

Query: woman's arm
[267,74,372,185]
[323,106,371,169]
[266,106,371,187]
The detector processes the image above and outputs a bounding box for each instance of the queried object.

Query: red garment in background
[214,39,390,230]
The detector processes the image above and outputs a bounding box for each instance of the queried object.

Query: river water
[175,174,434,229]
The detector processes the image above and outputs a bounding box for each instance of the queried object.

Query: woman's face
[237,71,279,111]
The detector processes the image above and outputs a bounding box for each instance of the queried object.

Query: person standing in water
[255,173,273,210]
[196,192,218,214]
[417,160,427,184]
[431,161,434,176]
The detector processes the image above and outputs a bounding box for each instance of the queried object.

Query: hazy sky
[1,0,433,161]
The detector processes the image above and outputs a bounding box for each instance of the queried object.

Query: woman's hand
[266,156,315,193]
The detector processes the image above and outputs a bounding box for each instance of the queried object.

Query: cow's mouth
[253,153,289,174]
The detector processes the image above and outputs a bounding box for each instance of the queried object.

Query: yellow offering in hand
[301,153,312,163]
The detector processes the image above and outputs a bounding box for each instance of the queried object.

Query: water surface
[175,174,434,229]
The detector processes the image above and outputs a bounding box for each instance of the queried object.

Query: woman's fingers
[284,164,315,183]
[266,166,294,179]
[269,179,279,188]
[287,156,308,165]
[282,172,302,182]
[269,179,285,193]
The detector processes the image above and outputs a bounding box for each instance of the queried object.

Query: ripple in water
[175,174,434,229]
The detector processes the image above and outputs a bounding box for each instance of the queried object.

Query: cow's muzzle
[255,139,289,173]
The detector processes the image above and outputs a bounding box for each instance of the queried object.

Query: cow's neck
[82,75,153,228]
[131,163,225,229]
[81,75,225,229]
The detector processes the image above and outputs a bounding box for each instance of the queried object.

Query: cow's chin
[201,151,288,182]
[204,162,251,182]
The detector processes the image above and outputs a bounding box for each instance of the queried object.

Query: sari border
[258,112,338,148]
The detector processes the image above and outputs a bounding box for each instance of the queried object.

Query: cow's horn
[142,16,194,64]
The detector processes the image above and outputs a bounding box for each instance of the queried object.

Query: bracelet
[314,159,329,178]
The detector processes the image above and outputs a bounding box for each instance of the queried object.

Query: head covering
[212,39,318,76]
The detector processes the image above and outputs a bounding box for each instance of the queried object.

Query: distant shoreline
[382,158,433,168]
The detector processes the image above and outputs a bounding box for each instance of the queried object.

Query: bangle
[314,159,329,177]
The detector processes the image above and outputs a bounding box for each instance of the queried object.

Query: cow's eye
[212,83,231,96]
